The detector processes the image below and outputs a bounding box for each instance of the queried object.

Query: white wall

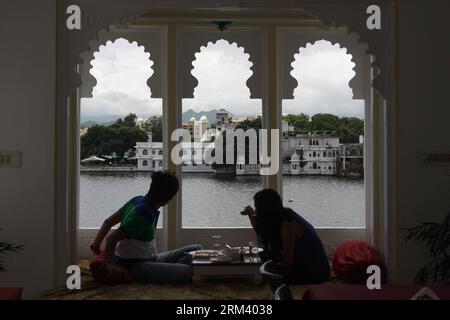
[0,0,55,298]
[397,0,450,283]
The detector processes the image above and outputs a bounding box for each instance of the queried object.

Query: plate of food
[189,249,221,259]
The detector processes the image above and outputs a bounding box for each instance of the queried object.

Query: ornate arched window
[281,35,368,229]
[180,37,262,228]
[65,5,394,276]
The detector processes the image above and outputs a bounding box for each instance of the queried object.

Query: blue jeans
[128,244,202,284]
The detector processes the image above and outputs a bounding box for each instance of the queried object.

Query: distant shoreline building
[283,131,341,176]
[134,111,364,177]
[80,128,89,137]
[135,132,215,172]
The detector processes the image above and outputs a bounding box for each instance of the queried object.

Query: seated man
[90,170,202,284]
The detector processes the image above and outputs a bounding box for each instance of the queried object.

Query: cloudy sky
[81,38,364,120]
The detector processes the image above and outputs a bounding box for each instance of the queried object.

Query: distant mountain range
[80,115,124,128]
[81,109,232,128]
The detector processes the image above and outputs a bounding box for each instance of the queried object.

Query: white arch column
[264,26,282,194]
[163,24,179,250]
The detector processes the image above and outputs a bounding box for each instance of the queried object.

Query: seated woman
[241,189,330,284]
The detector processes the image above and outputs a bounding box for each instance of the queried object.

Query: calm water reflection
[79,172,364,228]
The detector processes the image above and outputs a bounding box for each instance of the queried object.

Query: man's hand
[241,205,256,216]
[104,262,130,280]
[90,210,122,257]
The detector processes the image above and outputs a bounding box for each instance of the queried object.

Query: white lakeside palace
[135,112,364,176]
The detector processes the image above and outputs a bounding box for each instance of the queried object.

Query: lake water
[79,172,365,228]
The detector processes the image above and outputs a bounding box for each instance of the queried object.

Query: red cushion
[0,288,23,300]
[89,251,131,286]
[332,240,385,284]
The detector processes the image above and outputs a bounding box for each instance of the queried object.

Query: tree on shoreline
[141,116,163,142]
[80,112,364,161]
[283,113,364,143]
[80,113,147,160]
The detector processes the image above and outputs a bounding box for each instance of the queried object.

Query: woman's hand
[241,205,256,216]
[241,206,257,231]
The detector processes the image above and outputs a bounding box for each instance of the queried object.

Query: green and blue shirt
[114,194,160,259]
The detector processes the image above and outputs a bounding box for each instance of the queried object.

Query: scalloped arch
[278,27,372,100]
[188,39,255,99]
[289,39,361,100]
[298,2,395,99]
[80,36,156,98]
[177,27,265,99]
[63,8,165,100]
[59,0,395,102]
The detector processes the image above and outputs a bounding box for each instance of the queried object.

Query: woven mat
[42,259,310,300]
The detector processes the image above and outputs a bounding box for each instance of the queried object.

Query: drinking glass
[212,235,222,251]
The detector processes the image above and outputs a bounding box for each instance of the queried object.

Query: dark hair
[253,189,291,262]
[149,171,179,204]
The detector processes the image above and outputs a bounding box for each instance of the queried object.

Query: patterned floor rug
[42,260,308,300]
